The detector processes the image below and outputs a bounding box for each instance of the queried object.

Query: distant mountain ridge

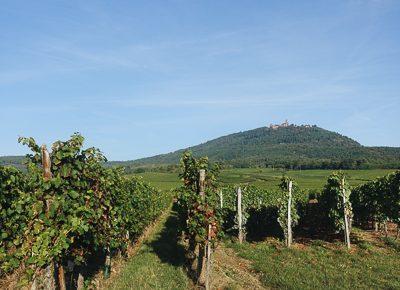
[0,156,26,170]
[2,124,400,170]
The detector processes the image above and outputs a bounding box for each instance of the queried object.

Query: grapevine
[0,134,172,285]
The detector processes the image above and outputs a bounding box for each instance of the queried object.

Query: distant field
[134,168,395,191]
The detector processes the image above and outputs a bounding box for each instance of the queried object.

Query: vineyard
[0,134,172,289]
[173,152,400,289]
[1,138,400,289]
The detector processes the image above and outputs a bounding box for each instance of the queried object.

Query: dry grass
[211,244,266,290]
[0,265,28,290]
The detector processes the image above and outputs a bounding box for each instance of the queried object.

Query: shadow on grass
[147,206,186,267]
[246,207,282,242]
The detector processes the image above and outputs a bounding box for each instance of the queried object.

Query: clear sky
[1,0,399,160]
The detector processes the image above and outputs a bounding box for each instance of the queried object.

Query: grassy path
[103,206,266,290]
[105,209,190,290]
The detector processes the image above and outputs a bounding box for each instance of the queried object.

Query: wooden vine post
[374,220,379,232]
[384,219,388,237]
[42,145,52,181]
[205,223,212,290]
[197,169,207,286]
[199,169,206,200]
[219,190,223,209]
[287,181,293,248]
[31,145,57,290]
[58,265,66,290]
[196,169,213,290]
[237,187,244,244]
[341,178,351,249]
[104,246,111,279]
[77,273,84,290]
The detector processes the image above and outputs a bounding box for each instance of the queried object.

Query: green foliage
[351,171,400,227]
[220,185,280,211]
[0,134,171,278]
[176,151,221,245]
[319,172,353,233]
[178,151,220,193]
[0,166,28,271]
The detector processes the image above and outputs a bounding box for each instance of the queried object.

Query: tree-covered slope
[127,125,400,169]
[0,156,26,170]
[2,125,400,170]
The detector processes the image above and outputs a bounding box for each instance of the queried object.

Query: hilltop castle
[269,120,313,130]
[269,119,289,130]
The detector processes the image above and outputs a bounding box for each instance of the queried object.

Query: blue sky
[1,0,399,160]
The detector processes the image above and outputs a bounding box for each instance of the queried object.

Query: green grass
[107,209,190,290]
[133,172,181,191]
[382,236,400,252]
[228,237,400,289]
[222,168,394,190]
[134,168,394,191]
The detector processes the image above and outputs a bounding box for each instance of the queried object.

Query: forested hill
[2,125,400,170]
[121,125,400,170]
[0,156,26,170]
